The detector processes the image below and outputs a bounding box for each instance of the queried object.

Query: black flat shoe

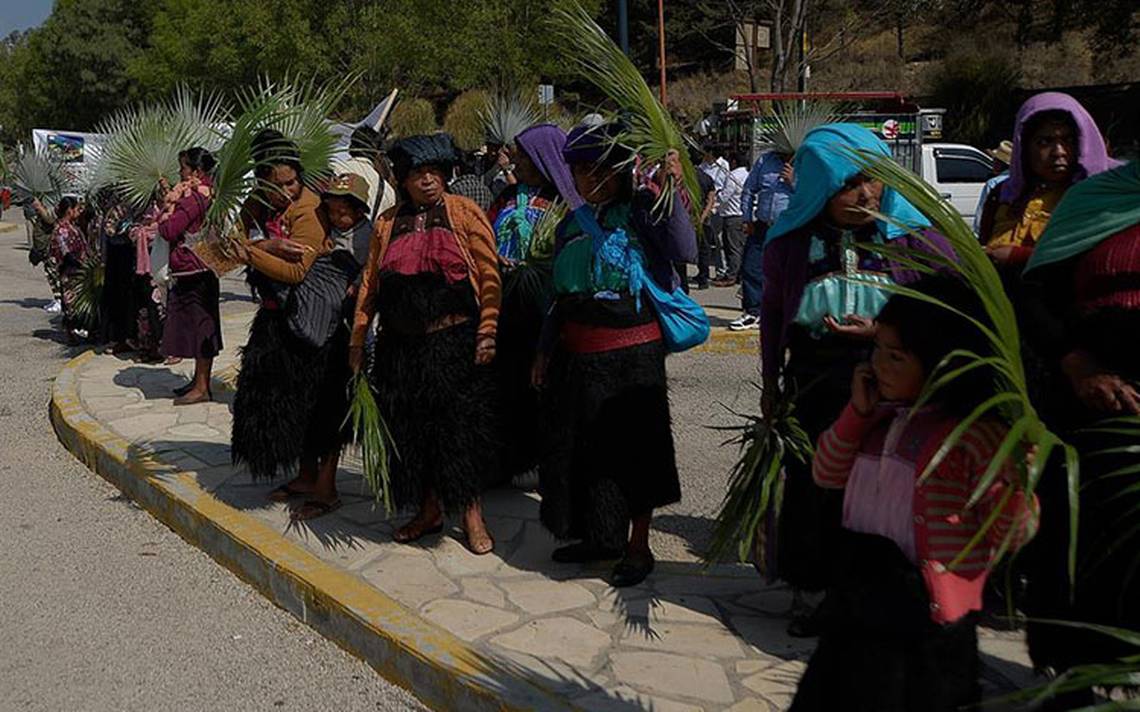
[552,542,623,564]
[787,611,822,638]
[610,551,655,587]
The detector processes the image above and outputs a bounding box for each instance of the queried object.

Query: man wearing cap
[972,139,1012,235]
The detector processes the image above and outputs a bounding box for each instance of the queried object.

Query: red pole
[657,0,667,105]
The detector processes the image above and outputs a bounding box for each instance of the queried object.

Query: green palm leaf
[345,372,398,512]
[550,2,700,222]
[481,85,541,147]
[70,252,104,332]
[9,149,67,204]
[95,86,228,209]
[758,100,848,157]
[843,148,1068,574]
[704,385,813,566]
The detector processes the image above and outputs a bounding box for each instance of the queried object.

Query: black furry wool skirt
[789,532,980,712]
[231,307,351,480]
[368,320,498,512]
[539,337,681,551]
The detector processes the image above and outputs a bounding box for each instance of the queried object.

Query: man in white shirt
[711,152,750,287]
[699,145,731,279]
[333,126,396,221]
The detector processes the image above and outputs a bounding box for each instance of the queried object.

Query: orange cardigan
[351,193,501,347]
[244,188,331,285]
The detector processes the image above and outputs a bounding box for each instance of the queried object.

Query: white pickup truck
[920,143,995,226]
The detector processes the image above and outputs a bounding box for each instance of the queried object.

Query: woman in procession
[228,131,355,522]
[487,122,580,485]
[350,133,501,555]
[157,147,222,405]
[48,195,91,344]
[1017,161,1140,707]
[758,124,952,635]
[976,92,1117,273]
[533,122,697,587]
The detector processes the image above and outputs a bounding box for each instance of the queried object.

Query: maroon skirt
[161,271,222,359]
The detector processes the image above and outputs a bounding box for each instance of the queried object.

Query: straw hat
[987,140,1013,166]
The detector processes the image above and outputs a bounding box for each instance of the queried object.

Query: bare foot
[462,503,494,556]
[394,503,444,544]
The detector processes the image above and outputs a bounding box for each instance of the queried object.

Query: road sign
[538,85,555,105]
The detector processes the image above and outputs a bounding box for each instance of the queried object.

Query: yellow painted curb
[0,222,21,233]
[50,352,577,711]
[695,328,759,355]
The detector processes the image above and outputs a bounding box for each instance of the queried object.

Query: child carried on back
[790,275,1039,712]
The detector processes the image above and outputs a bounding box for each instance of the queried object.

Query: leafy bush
[926,49,1022,147]
[388,98,438,138]
[443,90,489,151]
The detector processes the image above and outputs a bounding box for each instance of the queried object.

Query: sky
[1,0,53,38]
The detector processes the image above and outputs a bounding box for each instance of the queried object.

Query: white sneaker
[729,314,760,331]
[44,299,62,313]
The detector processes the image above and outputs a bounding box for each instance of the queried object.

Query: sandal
[267,483,309,503]
[290,498,341,522]
[173,388,212,406]
[393,519,444,544]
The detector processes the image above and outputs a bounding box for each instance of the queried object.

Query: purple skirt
[161,271,222,359]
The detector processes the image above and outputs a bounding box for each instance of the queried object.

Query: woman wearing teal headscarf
[1018,161,1140,697]
[757,124,950,635]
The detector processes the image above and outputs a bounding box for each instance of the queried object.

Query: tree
[7,0,154,135]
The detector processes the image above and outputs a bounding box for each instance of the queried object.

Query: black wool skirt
[162,271,223,360]
[231,308,351,480]
[493,264,552,482]
[101,237,136,344]
[790,532,980,712]
[539,338,680,551]
[369,320,498,512]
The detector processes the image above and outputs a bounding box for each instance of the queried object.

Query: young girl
[49,196,90,343]
[790,276,1039,712]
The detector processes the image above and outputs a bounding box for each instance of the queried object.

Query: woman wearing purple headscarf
[533,122,698,587]
[976,92,1118,272]
[488,124,582,485]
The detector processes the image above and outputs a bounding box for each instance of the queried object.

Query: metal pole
[618,0,629,55]
[657,0,667,105]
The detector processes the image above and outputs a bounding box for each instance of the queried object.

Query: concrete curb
[50,350,577,711]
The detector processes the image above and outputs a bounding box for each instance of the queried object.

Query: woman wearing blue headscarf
[758,124,951,635]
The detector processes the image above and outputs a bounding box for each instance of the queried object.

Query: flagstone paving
[62,311,1038,710]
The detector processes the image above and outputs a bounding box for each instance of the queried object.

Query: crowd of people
[17,88,1139,709]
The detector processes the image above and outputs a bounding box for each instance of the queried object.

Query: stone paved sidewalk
[55,310,1037,711]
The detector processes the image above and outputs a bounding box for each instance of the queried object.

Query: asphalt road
[0,213,424,712]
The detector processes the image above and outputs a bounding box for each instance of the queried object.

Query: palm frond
[345,372,398,512]
[992,621,1140,709]
[842,147,1066,575]
[550,2,701,221]
[704,384,813,567]
[95,86,228,209]
[757,100,847,157]
[9,149,67,204]
[480,86,541,147]
[70,252,105,332]
[528,198,566,263]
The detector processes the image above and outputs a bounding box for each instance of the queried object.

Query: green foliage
[926,48,1022,146]
[706,387,814,566]
[346,372,398,512]
[849,149,1072,573]
[2,0,152,139]
[551,2,701,219]
[481,87,541,147]
[8,149,67,204]
[71,252,105,333]
[95,87,227,209]
[388,98,438,139]
[443,90,490,152]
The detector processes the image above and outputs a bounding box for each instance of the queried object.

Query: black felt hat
[389,134,458,184]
